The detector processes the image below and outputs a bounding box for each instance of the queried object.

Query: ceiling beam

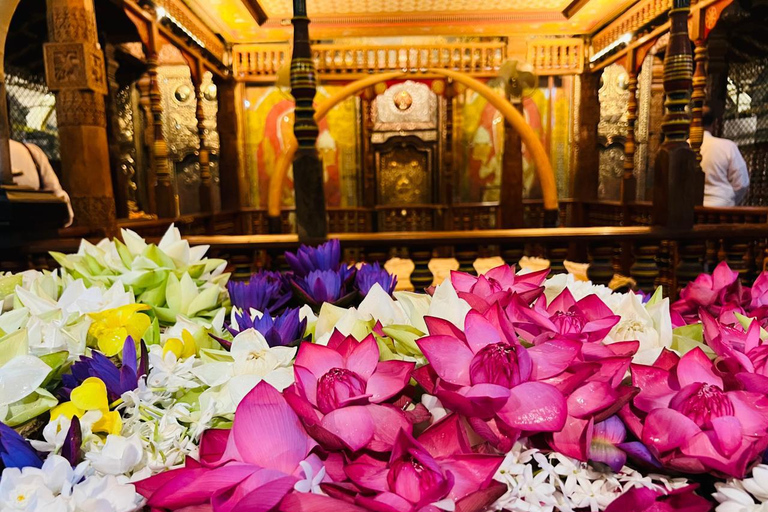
[242,0,268,25]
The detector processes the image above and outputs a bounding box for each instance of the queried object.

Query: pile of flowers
[3,225,768,511]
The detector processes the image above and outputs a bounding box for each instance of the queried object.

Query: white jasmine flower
[294,460,326,495]
[30,415,72,453]
[85,435,144,476]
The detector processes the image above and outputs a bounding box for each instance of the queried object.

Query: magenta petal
[455,482,508,512]
[417,335,475,386]
[463,311,502,353]
[356,492,413,512]
[199,429,230,466]
[147,465,255,509]
[441,455,504,501]
[680,430,751,478]
[497,382,566,432]
[366,360,415,403]
[346,335,380,381]
[527,339,580,380]
[729,391,768,436]
[213,468,296,512]
[367,404,412,452]
[279,494,370,512]
[677,347,723,389]
[294,365,319,406]
[425,316,467,339]
[549,416,593,461]
[642,408,701,453]
[604,487,660,512]
[567,381,617,419]
[345,462,390,492]
[233,382,316,473]
[321,405,375,451]
[451,271,479,292]
[296,343,345,379]
[710,416,743,457]
[418,414,471,458]
[437,384,510,419]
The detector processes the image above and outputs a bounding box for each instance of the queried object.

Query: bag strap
[21,142,44,190]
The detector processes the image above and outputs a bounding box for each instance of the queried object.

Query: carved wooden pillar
[146,26,177,219]
[443,80,455,228]
[652,0,696,230]
[500,101,524,228]
[690,9,707,206]
[573,70,602,227]
[291,0,326,241]
[360,87,376,226]
[192,61,214,213]
[214,76,247,228]
[44,0,116,232]
[0,67,12,185]
[136,74,156,215]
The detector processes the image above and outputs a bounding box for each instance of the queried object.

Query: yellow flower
[50,377,122,436]
[88,304,151,357]
[163,329,198,359]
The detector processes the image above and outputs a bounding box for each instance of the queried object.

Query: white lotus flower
[193,328,296,415]
[608,289,673,365]
[427,280,471,330]
[0,354,51,408]
[544,273,623,310]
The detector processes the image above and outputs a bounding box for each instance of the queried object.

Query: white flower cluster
[493,442,689,512]
[713,465,768,512]
[0,455,143,512]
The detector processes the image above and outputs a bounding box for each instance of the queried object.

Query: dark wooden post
[572,70,602,227]
[192,59,215,213]
[622,54,638,210]
[689,9,707,205]
[500,102,524,228]
[291,0,326,241]
[147,21,177,219]
[652,0,696,229]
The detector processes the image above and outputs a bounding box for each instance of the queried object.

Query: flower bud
[316,368,367,414]
[470,342,524,388]
[674,383,734,427]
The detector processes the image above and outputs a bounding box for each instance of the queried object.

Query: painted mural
[243,85,359,208]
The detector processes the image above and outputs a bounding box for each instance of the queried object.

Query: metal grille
[722,58,768,206]
[4,66,60,162]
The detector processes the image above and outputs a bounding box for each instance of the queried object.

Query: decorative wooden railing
[526,38,585,75]
[232,41,508,81]
[591,0,672,56]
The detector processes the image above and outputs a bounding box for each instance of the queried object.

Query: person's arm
[29,144,74,227]
[728,142,750,205]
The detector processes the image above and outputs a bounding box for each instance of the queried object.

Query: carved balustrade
[232,41,508,81]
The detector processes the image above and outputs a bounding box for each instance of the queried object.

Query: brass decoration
[159,65,199,158]
[174,84,192,103]
[201,72,220,152]
[599,145,625,199]
[376,144,432,205]
[598,63,630,140]
[394,90,413,111]
[43,42,107,94]
[635,53,654,199]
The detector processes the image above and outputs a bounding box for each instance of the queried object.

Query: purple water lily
[61,336,148,402]
[292,268,357,308]
[356,262,397,296]
[0,422,43,470]
[227,271,291,314]
[286,239,342,277]
[227,308,307,347]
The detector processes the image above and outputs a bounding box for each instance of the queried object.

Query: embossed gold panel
[376,142,432,205]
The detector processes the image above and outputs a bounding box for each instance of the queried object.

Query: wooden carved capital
[44,42,108,94]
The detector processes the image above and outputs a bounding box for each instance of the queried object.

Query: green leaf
[673,323,703,343]
[0,274,22,300]
[144,244,176,269]
[646,286,664,307]
[139,284,167,309]
[187,285,221,317]
[49,251,75,270]
[114,239,135,268]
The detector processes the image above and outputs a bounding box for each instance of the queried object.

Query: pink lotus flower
[672,261,750,325]
[416,307,567,449]
[621,347,768,477]
[604,484,712,512]
[511,288,620,344]
[285,331,414,452]
[450,266,548,312]
[344,414,505,512]
[135,381,327,511]
[702,309,768,394]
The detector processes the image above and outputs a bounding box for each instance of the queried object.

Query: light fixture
[590,32,633,63]
[155,6,166,20]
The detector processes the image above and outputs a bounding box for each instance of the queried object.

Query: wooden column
[690,10,708,205]
[215,76,247,228]
[652,0,696,229]
[192,60,214,213]
[290,0,326,241]
[500,101,524,228]
[0,67,12,185]
[360,87,376,224]
[44,0,116,232]
[573,70,602,227]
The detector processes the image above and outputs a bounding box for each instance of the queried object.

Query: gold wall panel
[376,144,432,206]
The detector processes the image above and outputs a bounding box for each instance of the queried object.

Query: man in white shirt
[9,139,73,226]
[700,109,750,207]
